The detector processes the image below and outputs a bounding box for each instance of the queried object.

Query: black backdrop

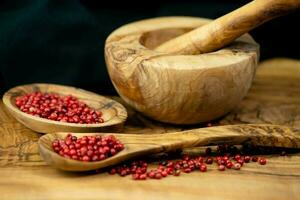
[1,0,300,95]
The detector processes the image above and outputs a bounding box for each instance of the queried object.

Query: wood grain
[1,58,300,199]
[105,16,259,124]
[155,0,300,55]
[39,124,300,171]
[2,83,127,133]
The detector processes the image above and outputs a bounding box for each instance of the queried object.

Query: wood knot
[111,47,136,62]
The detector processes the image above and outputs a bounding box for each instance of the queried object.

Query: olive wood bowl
[105,17,259,124]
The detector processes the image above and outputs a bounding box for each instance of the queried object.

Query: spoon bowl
[3,83,127,133]
[38,124,300,171]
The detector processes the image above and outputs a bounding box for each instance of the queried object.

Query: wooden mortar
[105,0,300,124]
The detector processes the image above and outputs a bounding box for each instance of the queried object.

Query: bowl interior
[140,27,193,50]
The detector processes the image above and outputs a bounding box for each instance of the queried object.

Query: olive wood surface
[2,83,127,133]
[1,58,300,200]
[156,0,300,55]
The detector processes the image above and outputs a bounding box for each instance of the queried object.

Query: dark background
[1,0,300,96]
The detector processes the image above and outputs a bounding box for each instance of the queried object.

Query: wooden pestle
[155,0,300,55]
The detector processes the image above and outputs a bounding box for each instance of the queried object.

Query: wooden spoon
[38,124,300,171]
[2,83,127,133]
[155,0,300,55]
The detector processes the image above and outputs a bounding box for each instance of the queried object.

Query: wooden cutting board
[1,58,300,200]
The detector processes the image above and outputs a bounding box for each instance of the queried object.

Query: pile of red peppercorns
[105,144,269,180]
[52,134,124,161]
[15,91,104,124]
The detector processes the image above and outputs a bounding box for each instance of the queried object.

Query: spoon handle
[158,124,300,152]
[155,0,300,55]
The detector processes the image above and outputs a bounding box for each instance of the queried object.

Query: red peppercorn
[182,154,190,161]
[82,155,90,162]
[258,157,267,165]
[71,155,78,160]
[109,168,116,175]
[226,162,233,169]
[223,156,229,161]
[132,174,139,180]
[69,149,76,156]
[252,156,258,162]
[237,159,244,166]
[199,164,207,172]
[139,174,147,180]
[87,150,93,157]
[234,154,241,161]
[174,163,181,170]
[233,163,241,170]
[155,173,162,179]
[53,147,60,152]
[183,168,192,173]
[52,140,59,147]
[135,168,142,174]
[218,165,225,171]
[99,154,106,160]
[92,155,99,161]
[63,148,69,155]
[166,161,174,168]
[80,146,87,155]
[161,170,168,177]
[120,169,127,177]
[244,156,251,163]
[166,167,174,175]
[205,157,213,164]
[148,171,156,179]
[141,167,147,174]
[188,165,195,171]
[197,156,204,163]
[217,159,225,166]
[216,156,222,161]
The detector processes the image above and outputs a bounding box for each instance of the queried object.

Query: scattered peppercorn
[199,164,207,172]
[104,144,274,181]
[258,157,267,165]
[15,91,104,124]
[244,156,251,163]
[226,162,233,169]
[233,163,241,170]
[252,156,258,162]
[218,165,226,171]
[205,157,213,164]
